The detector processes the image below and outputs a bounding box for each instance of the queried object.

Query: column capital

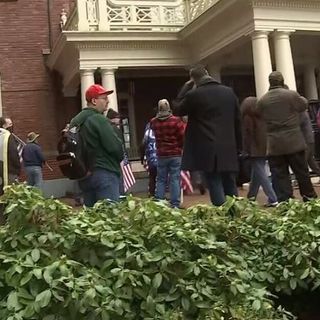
[251,28,274,38]
[251,30,272,40]
[273,29,296,38]
[80,69,95,76]
[100,67,118,73]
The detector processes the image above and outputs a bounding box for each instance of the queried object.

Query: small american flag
[12,133,25,163]
[181,170,193,193]
[121,153,136,192]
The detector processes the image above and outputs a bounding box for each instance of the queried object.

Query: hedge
[1,184,320,319]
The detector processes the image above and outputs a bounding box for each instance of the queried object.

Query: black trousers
[148,166,157,197]
[269,150,317,202]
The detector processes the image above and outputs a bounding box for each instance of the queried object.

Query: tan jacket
[258,87,307,156]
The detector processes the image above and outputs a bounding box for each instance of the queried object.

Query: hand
[185,79,194,87]
[238,152,249,160]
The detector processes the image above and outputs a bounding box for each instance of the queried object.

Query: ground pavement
[62,182,320,208]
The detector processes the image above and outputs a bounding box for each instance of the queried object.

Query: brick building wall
[0,0,79,179]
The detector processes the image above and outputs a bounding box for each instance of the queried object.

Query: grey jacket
[257,87,307,156]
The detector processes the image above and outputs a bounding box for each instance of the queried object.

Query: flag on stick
[121,153,136,192]
[181,170,193,193]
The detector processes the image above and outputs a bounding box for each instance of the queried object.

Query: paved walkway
[62,182,320,208]
[181,183,320,208]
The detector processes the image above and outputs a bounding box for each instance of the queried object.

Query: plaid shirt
[150,115,185,157]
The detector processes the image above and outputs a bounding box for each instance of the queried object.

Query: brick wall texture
[0,0,79,179]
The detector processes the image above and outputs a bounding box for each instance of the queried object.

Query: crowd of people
[0,65,319,212]
[0,117,46,194]
[142,66,319,208]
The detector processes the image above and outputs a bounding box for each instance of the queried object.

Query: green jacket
[70,108,124,175]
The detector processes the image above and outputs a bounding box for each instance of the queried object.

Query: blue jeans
[204,171,238,206]
[25,166,43,189]
[248,158,277,204]
[78,169,120,207]
[156,157,181,208]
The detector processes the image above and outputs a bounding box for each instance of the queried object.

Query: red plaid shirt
[150,115,185,157]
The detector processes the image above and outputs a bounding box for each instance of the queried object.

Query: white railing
[187,0,221,21]
[106,0,186,31]
[64,0,221,32]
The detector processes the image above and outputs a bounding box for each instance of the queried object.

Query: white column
[273,30,296,91]
[251,31,273,99]
[207,64,221,82]
[101,68,118,111]
[80,69,95,109]
[303,65,318,100]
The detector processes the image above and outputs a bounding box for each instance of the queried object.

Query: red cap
[85,84,113,102]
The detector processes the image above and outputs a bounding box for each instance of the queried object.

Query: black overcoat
[174,78,242,172]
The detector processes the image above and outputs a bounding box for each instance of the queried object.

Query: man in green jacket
[70,84,123,206]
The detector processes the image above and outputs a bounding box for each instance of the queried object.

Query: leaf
[111,268,121,274]
[33,269,42,280]
[11,239,18,248]
[20,272,33,286]
[7,291,20,311]
[36,289,52,308]
[85,288,96,299]
[6,203,18,213]
[193,266,200,276]
[115,242,126,251]
[152,273,162,289]
[31,249,40,262]
[52,290,64,302]
[252,299,261,311]
[230,285,237,296]
[43,269,53,284]
[101,311,110,320]
[295,254,302,265]
[143,275,151,285]
[128,200,136,210]
[290,278,297,290]
[146,295,155,314]
[283,268,289,279]
[278,231,285,242]
[22,304,35,317]
[136,255,143,268]
[195,301,211,309]
[236,284,246,293]
[300,268,310,280]
[181,296,190,311]
[155,303,165,314]
[148,225,160,238]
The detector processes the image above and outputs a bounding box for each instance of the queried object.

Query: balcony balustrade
[63,0,221,32]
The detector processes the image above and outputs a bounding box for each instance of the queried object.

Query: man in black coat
[174,65,242,206]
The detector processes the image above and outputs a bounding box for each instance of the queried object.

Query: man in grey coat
[258,71,317,202]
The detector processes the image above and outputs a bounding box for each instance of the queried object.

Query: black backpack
[56,122,91,180]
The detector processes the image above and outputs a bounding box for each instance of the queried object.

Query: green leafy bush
[0,184,319,319]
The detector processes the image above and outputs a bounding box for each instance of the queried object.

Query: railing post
[158,5,165,25]
[130,5,137,24]
[184,0,191,23]
[77,0,90,31]
[97,0,109,31]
